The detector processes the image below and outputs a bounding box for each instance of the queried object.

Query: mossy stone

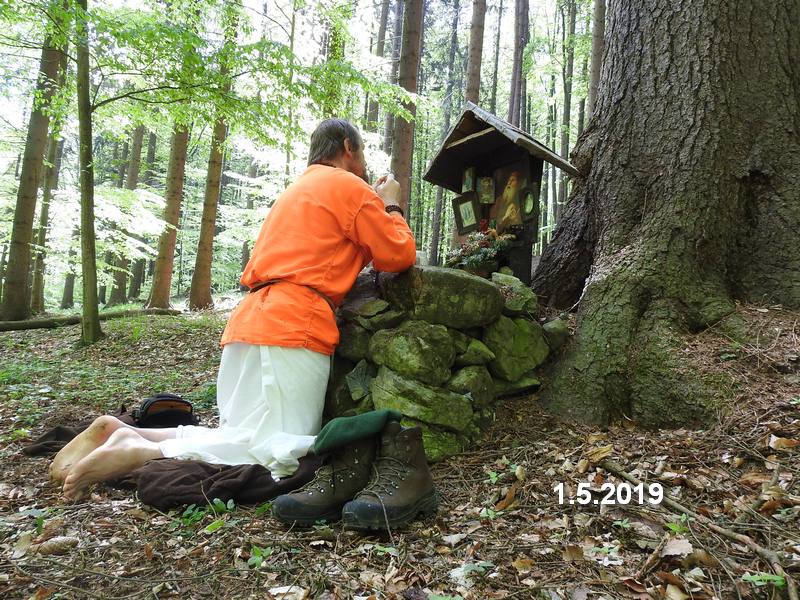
[400,418,467,462]
[491,272,538,317]
[336,321,371,361]
[483,315,550,381]
[455,338,496,366]
[355,309,407,332]
[446,365,495,409]
[493,373,541,398]
[371,366,473,432]
[381,266,504,329]
[369,320,455,386]
[542,318,569,350]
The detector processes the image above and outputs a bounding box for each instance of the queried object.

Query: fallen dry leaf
[29,536,79,556]
[586,444,614,463]
[769,435,799,450]
[576,458,590,474]
[738,472,772,487]
[511,557,535,573]
[268,585,308,600]
[662,537,693,558]
[495,483,518,511]
[562,544,584,562]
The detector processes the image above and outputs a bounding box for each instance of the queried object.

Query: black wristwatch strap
[385,204,404,217]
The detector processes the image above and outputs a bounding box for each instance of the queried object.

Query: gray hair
[307,118,362,166]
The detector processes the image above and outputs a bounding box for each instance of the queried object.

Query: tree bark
[428,0,460,266]
[383,0,405,155]
[556,0,576,223]
[390,0,425,215]
[507,0,528,126]
[0,2,67,321]
[107,125,145,306]
[586,0,605,118]
[533,0,800,428]
[144,131,157,186]
[76,0,103,343]
[116,140,129,188]
[30,137,64,315]
[0,243,7,303]
[465,0,486,104]
[60,226,79,309]
[145,124,190,309]
[366,0,391,130]
[489,0,503,114]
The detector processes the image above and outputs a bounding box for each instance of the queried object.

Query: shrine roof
[423,102,581,193]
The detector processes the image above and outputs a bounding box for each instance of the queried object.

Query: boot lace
[361,456,408,497]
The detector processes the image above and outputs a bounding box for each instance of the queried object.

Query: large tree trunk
[586,0,605,118]
[532,0,800,428]
[465,0,486,104]
[144,131,157,186]
[366,0,391,130]
[145,124,190,309]
[383,0,405,155]
[0,4,66,321]
[390,0,425,215]
[428,0,460,266]
[76,0,102,344]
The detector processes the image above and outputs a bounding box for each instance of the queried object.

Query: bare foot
[50,416,129,484]
[62,429,163,500]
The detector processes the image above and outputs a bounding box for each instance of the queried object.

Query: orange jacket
[220,164,417,355]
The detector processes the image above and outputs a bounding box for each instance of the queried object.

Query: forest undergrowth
[0,305,798,599]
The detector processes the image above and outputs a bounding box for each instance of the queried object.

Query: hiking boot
[271,436,377,526]
[342,422,438,531]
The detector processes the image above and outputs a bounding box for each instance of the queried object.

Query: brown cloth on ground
[23,412,322,510]
[132,455,323,510]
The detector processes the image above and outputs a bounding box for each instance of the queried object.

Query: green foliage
[445,231,515,271]
[741,573,786,588]
[247,544,274,568]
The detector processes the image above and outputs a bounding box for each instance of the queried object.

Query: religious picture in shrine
[491,162,529,233]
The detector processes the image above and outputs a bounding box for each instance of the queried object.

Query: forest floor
[0,304,798,600]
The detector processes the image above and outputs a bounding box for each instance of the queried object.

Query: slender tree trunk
[429,0,460,265]
[367,0,391,130]
[390,0,425,215]
[586,0,605,118]
[59,226,79,309]
[128,259,145,300]
[76,0,102,343]
[284,0,298,187]
[383,0,405,155]
[116,140,129,188]
[144,131,157,186]
[0,243,7,303]
[107,126,145,306]
[507,0,529,126]
[489,0,503,114]
[556,0,576,222]
[145,124,190,309]
[0,2,66,321]
[465,0,486,104]
[30,137,64,314]
[533,0,800,427]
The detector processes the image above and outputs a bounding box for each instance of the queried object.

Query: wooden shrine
[423,102,580,285]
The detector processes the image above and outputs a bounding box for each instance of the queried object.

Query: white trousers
[158,343,330,478]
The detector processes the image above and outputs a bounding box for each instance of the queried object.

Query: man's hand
[374,173,401,207]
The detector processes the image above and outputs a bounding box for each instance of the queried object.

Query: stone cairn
[327,266,569,462]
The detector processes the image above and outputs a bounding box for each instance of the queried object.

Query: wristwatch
[385,204,404,217]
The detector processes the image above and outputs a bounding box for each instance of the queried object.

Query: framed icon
[461,166,476,193]
[452,191,480,235]
[477,177,494,204]
[520,186,537,221]
[490,161,529,234]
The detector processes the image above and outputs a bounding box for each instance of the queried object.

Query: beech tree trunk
[0,5,66,321]
[30,137,64,315]
[366,0,391,130]
[586,0,605,118]
[146,124,190,309]
[428,0,460,266]
[507,0,528,126]
[532,0,800,428]
[0,243,7,303]
[107,125,145,306]
[144,131,157,186]
[76,0,102,344]
[390,0,425,215]
[60,226,79,309]
[489,0,503,114]
[383,0,405,155]
[556,0,576,223]
[465,0,486,104]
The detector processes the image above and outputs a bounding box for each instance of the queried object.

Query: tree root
[0,308,181,332]
[600,458,798,600]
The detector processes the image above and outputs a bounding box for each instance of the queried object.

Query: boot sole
[271,507,343,527]
[341,491,438,531]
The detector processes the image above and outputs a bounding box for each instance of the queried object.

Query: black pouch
[134,393,200,428]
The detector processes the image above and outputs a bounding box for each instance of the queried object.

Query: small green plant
[204,519,226,534]
[373,544,399,557]
[254,502,272,515]
[666,513,694,535]
[742,573,785,587]
[485,470,499,484]
[211,498,236,515]
[479,507,501,520]
[789,397,800,406]
[7,428,30,441]
[612,518,631,530]
[247,545,274,568]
